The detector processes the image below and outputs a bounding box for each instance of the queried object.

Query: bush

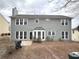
[46,36,53,41]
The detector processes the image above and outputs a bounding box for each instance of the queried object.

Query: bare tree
[48,0,79,11]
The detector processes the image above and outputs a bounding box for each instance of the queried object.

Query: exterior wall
[0,14,9,35]
[11,16,71,41]
[72,30,79,41]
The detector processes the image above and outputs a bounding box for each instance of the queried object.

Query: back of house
[11,7,72,41]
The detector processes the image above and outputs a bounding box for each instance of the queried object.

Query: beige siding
[0,14,9,35]
[72,30,79,41]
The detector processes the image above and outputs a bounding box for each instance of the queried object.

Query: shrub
[46,36,53,41]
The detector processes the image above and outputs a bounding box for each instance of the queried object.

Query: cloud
[0,0,79,28]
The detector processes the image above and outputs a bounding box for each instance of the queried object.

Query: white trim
[33,30,45,40]
[19,19,20,25]
[61,19,68,26]
[27,18,28,25]
[62,31,68,40]
[15,19,16,25]
[23,18,24,25]
[23,31,24,39]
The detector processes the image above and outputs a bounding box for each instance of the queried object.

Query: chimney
[12,7,18,16]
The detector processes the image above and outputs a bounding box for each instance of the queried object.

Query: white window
[61,19,68,25]
[16,31,19,39]
[15,18,28,25]
[24,19,27,25]
[20,31,23,39]
[20,19,23,25]
[24,31,27,39]
[65,20,68,25]
[62,31,68,39]
[16,19,19,25]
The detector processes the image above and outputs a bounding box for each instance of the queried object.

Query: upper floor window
[42,32,44,39]
[20,19,23,25]
[65,32,68,38]
[61,19,68,25]
[62,32,64,39]
[65,20,68,25]
[15,18,28,25]
[24,19,27,25]
[16,19,19,25]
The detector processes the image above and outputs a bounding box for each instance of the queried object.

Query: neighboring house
[72,26,79,41]
[10,7,72,41]
[0,13,10,36]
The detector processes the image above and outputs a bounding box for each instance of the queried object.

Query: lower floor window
[16,31,27,39]
[16,31,19,39]
[65,32,68,38]
[62,31,68,39]
[42,32,44,39]
[62,32,64,39]
[20,31,23,39]
[24,32,27,39]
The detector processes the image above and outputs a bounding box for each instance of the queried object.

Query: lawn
[0,37,79,59]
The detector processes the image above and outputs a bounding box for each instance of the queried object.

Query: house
[10,7,72,42]
[0,13,10,36]
[72,26,79,41]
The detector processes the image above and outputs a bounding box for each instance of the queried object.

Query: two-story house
[10,7,72,42]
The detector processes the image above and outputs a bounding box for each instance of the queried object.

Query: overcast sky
[0,0,79,28]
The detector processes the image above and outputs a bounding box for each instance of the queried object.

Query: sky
[0,0,79,28]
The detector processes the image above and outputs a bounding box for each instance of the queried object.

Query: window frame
[16,31,19,39]
[24,31,27,39]
[15,19,19,25]
[35,19,39,23]
[20,31,23,39]
[61,19,68,26]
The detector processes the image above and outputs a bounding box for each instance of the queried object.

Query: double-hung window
[16,31,19,39]
[62,31,68,39]
[24,32,27,39]
[16,19,19,25]
[61,19,68,25]
[20,31,23,39]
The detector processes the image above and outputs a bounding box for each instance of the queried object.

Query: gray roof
[72,26,79,31]
[11,15,72,19]
[34,27,45,30]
